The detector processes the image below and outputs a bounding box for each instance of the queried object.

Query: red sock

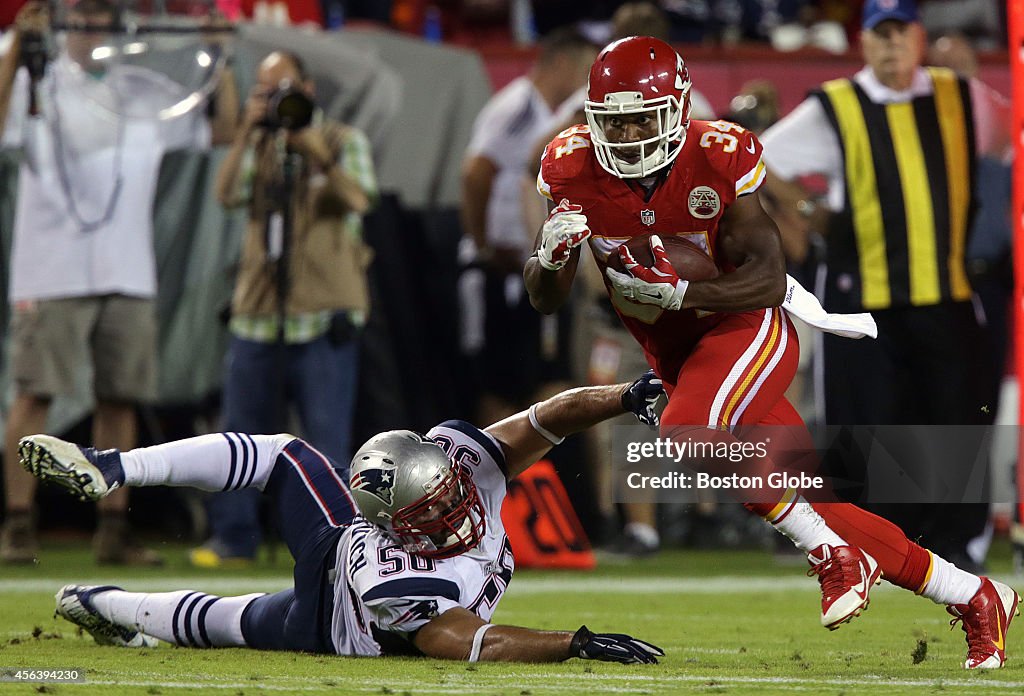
[814,502,931,591]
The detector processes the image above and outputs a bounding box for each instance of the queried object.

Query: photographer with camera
[0,0,238,565]
[197,50,377,567]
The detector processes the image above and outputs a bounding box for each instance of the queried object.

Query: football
[606,234,720,281]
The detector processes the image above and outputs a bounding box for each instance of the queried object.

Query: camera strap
[46,70,126,234]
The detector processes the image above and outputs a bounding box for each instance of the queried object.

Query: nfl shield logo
[640,209,655,226]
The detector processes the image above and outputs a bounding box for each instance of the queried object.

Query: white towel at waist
[781,274,877,339]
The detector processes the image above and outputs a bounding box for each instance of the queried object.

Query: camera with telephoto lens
[261,84,315,131]
[19,30,49,82]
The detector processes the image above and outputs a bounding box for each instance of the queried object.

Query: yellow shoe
[189,543,253,569]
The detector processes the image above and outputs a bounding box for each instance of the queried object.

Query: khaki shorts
[10,295,157,402]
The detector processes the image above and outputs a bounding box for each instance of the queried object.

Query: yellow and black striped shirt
[815,67,976,310]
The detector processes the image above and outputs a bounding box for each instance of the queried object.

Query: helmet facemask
[585,91,687,179]
[350,429,487,560]
[389,464,486,559]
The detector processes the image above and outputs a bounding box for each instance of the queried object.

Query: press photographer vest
[814,67,976,311]
[232,121,373,318]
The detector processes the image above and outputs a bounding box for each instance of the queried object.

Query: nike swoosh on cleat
[993,610,1004,652]
[852,565,870,600]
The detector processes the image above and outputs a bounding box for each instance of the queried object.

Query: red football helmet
[585,36,692,179]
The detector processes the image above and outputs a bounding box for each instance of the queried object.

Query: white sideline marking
[76,672,1024,693]
[2,574,1022,595]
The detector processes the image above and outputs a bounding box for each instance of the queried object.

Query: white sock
[121,433,293,492]
[765,493,846,553]
[624,522,660,547]
[918,551,982,605]
[92,589,263,647]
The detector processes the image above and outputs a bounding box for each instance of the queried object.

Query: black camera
[261,85,315,131]
[19,30,49,83]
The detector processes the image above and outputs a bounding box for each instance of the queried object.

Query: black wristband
[569,625,591,657]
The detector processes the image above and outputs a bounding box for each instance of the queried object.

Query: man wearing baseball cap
[759,0,1014,669]
[861,0,918,30]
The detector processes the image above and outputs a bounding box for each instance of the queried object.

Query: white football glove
[537,199,591,271]
[605,235,689,311]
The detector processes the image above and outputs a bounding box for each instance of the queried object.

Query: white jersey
[465,76,554,255]
[1,58,210,301]
[330,420,514,656]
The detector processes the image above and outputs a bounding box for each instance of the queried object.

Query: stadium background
[0,22,1013,544]
[0,3,1020,690]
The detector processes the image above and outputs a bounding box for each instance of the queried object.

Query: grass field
[1,540,1023,695]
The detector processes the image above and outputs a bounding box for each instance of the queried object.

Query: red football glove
[605,235,689,311]
[537,199,591,271]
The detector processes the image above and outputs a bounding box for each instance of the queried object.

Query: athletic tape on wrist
[469,623,496,662]
[529,404,565,445]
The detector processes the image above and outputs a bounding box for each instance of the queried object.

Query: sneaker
[947,577,1020,669]
[55,584,158,647]
[93,516,164,567]
[807,544,882,630]
[189,539,254,569]
[19,435,124,502]
[0,512,38,564]
[601,525,660,558]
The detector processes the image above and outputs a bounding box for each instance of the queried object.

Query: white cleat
[20,435,122,502]
[807,544,882,630]
[55,584,157,648]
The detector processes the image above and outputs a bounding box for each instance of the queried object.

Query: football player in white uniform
[21,372,665,664]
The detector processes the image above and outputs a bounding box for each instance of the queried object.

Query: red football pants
[655,308,931,592]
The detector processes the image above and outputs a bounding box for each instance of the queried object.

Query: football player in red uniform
[524,36,1017,668]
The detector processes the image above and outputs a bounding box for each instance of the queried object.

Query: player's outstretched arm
[485,371,663,479]
[413,607,663,664]
[681,191,787,312]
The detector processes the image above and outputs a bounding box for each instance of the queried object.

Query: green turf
[1,540,1022,695]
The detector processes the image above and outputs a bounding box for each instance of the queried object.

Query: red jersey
[537,119,767,382]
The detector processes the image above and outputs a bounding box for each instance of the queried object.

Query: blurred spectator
[660,0,826,45]
[611,0,671,39]
[0,0,238,564]
[920,0,1005,50]
[459,26,596,429]
[193,50,378,567]
[724,79,780,135]
[530,0,623,37]
[760,0,1011,570]
[927,31,978,76]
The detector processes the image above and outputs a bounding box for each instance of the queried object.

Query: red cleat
[807,544,882,630]
[947,577,1020,669]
